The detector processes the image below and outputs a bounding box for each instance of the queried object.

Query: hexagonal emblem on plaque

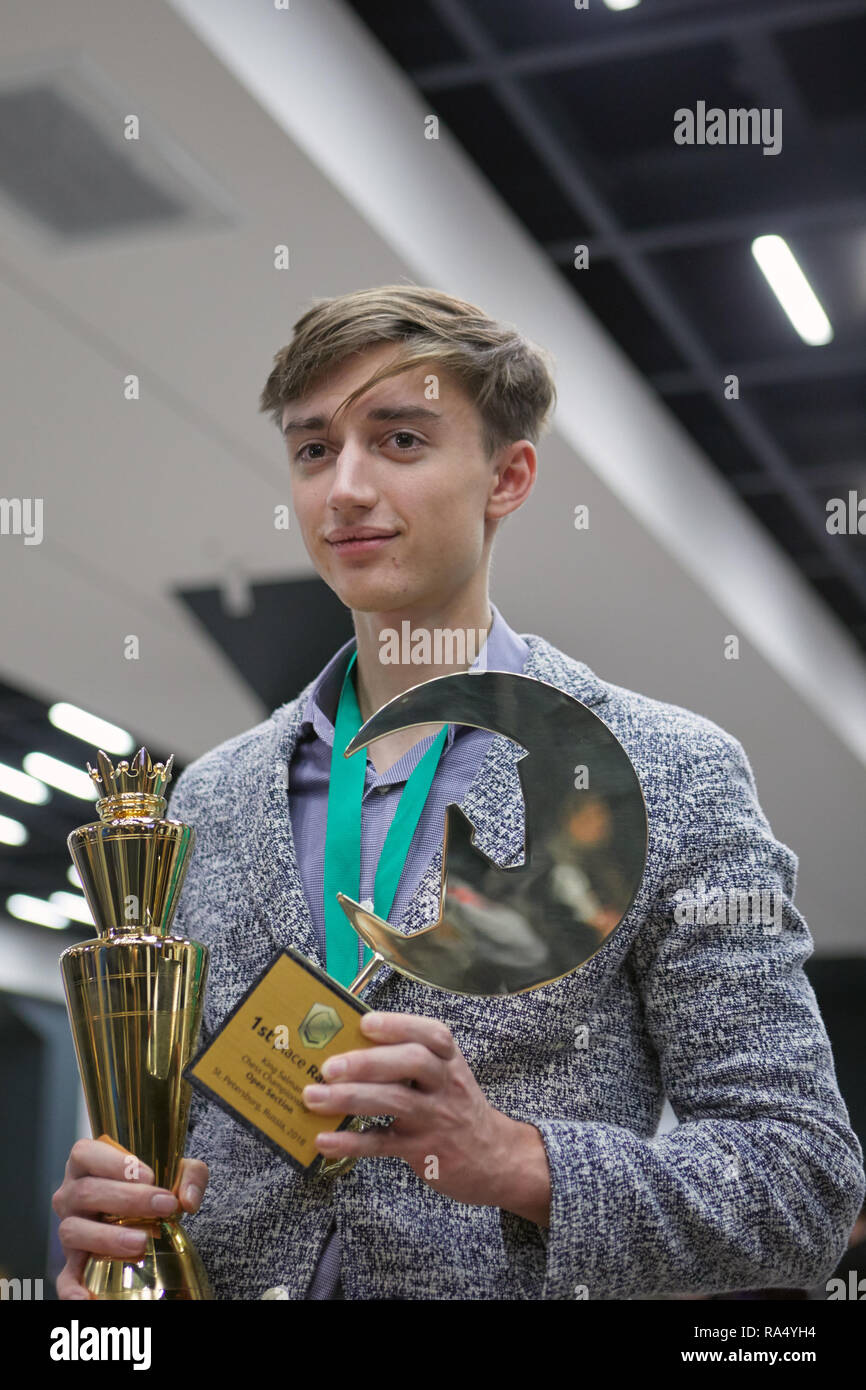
[298,1003,344,1049]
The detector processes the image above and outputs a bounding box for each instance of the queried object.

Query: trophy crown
[86,746,175,820]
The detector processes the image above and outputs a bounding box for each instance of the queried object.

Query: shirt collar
[298,601,529,751]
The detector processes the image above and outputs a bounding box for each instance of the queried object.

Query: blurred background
[0,0,863,1297]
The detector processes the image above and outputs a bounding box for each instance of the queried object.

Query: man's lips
[326,531,398,553]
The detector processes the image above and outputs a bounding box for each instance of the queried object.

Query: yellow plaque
[185,947,377,1174]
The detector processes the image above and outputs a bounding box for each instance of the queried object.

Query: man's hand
[303,1011,551,1225]
[52,1139,209,1300]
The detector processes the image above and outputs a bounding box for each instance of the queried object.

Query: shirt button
[261,1286,290,1300]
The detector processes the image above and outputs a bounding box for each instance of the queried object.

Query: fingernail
[151,1192,178,1215]
[122,1229,148,1251]
[183,1184,202,1212]
[321,1057,345,1079]
[304,1085,326,1102]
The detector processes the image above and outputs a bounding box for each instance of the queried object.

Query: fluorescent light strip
[67,864,82,888]
[751,235,833,346]
[22,752,98,801]
[6,893,70,929]
[0,813,28,845]
[49,891,94,925]
[48,702,134,755]
[0,762,50,805]
[604,0,642,9]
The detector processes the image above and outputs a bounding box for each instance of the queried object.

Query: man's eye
[295,442,328,462]
[294,433,422,462]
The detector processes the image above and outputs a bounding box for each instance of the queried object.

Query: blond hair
[259,284,557,457]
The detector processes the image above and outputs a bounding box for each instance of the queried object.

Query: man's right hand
[52,1138,209,1300]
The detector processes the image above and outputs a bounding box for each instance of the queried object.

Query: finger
[58,1215,150,1261]
[56,1250,91,1301]
[66,1138,154,1185]
[304,1081,421,1120]
[314,1124,402,1163]
[176,1158,209,1213]
[58,1175,179,1222]
[323,1042,446,1090]
[360,1011,455,1059]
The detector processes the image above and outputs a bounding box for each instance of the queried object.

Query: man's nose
[326,442,378,509]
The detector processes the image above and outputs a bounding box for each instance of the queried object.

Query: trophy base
[83,1218,211,1300]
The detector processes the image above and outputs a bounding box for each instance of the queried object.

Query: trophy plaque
[187,670,648,1178]
[59,748,211,1300]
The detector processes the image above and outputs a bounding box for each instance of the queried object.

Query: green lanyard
[322,650,449,989]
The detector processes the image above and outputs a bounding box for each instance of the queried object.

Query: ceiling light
[6,893,70,929]
[67,864,82,888]
[48,702,134,755]
[0,813,28,846]
[0,761,49,804]
[603,0,642,10]
[49,891,94,925]
[751,235,833,346]
[22,752,98,801]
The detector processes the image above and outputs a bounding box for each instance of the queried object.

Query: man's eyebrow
[282,404,443,438]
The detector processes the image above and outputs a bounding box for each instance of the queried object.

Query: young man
[54,285,864,1301]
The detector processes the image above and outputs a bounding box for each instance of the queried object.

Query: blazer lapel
[242,681,326,971]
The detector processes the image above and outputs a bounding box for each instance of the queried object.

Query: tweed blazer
[169,632,865,1300]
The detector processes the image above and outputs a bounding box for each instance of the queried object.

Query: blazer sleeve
[521,727,865,1300]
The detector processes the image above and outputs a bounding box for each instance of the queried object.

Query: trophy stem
[347,951,386,997]
[314,952,385,1180]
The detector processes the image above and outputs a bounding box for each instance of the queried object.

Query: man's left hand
[302,1011,551,1224]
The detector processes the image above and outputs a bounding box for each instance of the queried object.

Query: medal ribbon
[323,649,449,988]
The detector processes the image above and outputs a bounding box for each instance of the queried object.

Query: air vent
[0,55,234,242]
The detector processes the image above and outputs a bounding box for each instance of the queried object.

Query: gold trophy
[59,747,211,1300]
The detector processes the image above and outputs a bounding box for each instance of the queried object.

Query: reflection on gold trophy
[59,747,210,1300]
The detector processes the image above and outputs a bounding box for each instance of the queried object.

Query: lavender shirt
[287,602,529,1298]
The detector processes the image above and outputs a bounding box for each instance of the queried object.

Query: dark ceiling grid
[346,0,866,648]
[412,1,866,88]
[428,0,866,617]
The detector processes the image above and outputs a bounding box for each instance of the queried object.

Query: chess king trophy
[59,748,211,1299]
[316,670,649,1179]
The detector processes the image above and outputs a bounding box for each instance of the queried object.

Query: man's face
[282,343,504,615]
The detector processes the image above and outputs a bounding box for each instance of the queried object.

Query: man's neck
[351,594,494,725]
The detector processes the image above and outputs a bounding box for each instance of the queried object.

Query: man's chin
[325,575,407,613]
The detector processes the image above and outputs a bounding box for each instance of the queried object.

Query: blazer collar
[242,635,610,999]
